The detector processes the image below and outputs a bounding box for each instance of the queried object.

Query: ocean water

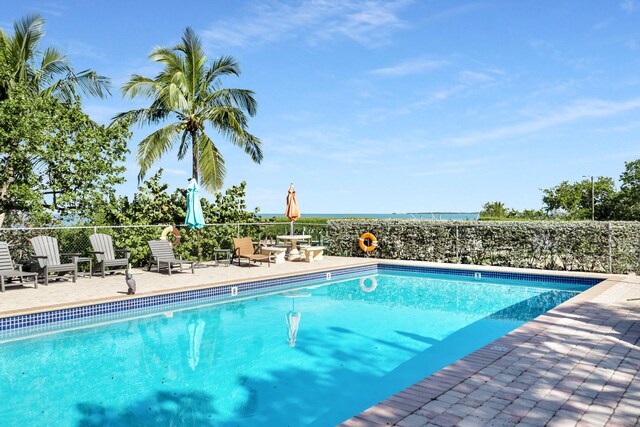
[260,212,480,220]
[0,271,584,426]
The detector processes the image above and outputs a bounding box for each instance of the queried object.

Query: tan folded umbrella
[285,183,300,235]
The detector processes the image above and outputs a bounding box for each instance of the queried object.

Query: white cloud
[65,39,106,61]
[457,70,494,84]
[530,40,594,71]
[202,0,412,48]
[443,97,640,146]
[32,3,67,17]
[412,158,491,177]
[592,19,612,30]
[370,58,449,76]
[621,0,636,13]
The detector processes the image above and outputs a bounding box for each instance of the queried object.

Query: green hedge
[326,220,640,274]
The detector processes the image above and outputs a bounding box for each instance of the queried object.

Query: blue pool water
[0,271,588,426]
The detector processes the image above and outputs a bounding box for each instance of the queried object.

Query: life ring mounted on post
[161,226,181,247]
[358,232,378,253]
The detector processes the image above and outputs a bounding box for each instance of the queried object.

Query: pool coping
[338,272,639,426]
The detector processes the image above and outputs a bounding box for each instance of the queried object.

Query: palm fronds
[117,27,261,189]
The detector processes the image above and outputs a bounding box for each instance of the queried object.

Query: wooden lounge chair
[30,236,78,285]
[147,240,194,275]
[0,241,38,292]
[90,233,130,278]
[233,237,270,267]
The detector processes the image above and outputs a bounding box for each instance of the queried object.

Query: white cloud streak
[444,97,640,146]
[202,0,412,48]
[370,58,449,76]
[621,0,636,13]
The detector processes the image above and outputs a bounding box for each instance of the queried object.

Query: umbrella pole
[194,228,208,268]
[198,229,202,263]
[290,220,294,235]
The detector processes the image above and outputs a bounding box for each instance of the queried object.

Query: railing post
[608,222,612,273]
[455,225,459,262]
[237,223,240,238]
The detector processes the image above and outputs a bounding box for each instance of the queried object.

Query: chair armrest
[115,249,131,260]
[61,253,82,256]
[89,251,105,255]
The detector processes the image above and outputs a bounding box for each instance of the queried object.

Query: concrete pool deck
[0,258,638,426]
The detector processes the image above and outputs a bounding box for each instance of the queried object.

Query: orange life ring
[161,226,181,247]
[358,232,378,253]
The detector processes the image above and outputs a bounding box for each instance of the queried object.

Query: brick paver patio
[341,274,640,426]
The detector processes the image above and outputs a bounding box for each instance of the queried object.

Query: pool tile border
[0,264,376,338]
[0,263,602,340]
[378,263,602,286]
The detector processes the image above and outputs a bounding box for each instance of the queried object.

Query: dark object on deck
[90,233,131,278]
[0,241,39,292]
[126,272,136,295]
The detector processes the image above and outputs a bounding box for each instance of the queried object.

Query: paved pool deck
[1,258,638,426]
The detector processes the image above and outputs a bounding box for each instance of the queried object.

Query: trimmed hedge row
[327,220,640,274]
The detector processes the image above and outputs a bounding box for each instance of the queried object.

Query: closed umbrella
[186,178,205,264]
[285,183,300,235]
[187,318,206,370]
[283,291,310,347]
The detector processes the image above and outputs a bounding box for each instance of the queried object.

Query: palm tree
[0,14,110,101]
[115,27,262,191]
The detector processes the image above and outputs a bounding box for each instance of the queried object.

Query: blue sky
[3,1,640,214]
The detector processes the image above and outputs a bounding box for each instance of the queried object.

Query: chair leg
[44,266,49,286]
[1,276,5,292]
[33,275,38,289]
[168,262,171,275]
[73,267,77,283]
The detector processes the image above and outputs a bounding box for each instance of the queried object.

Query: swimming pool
[0,266,597,425]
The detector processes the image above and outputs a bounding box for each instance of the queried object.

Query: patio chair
[0,241,39,292]
[30,236,78,285]
[89,233,131,278]
[147,240,194,275]
[233,237,270,267]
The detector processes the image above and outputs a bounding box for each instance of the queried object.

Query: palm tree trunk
[191,130,198,183]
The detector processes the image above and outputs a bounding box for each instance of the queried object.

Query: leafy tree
[542,177,616,220]
[480,201,510,219]
[0,84,130,226]
[0,14,109,102]
[615,159,640,220]
[0,14,119,227]
[116,27,262,191]
[93,170,261,265]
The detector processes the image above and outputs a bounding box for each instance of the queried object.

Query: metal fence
[0,222,329,269]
